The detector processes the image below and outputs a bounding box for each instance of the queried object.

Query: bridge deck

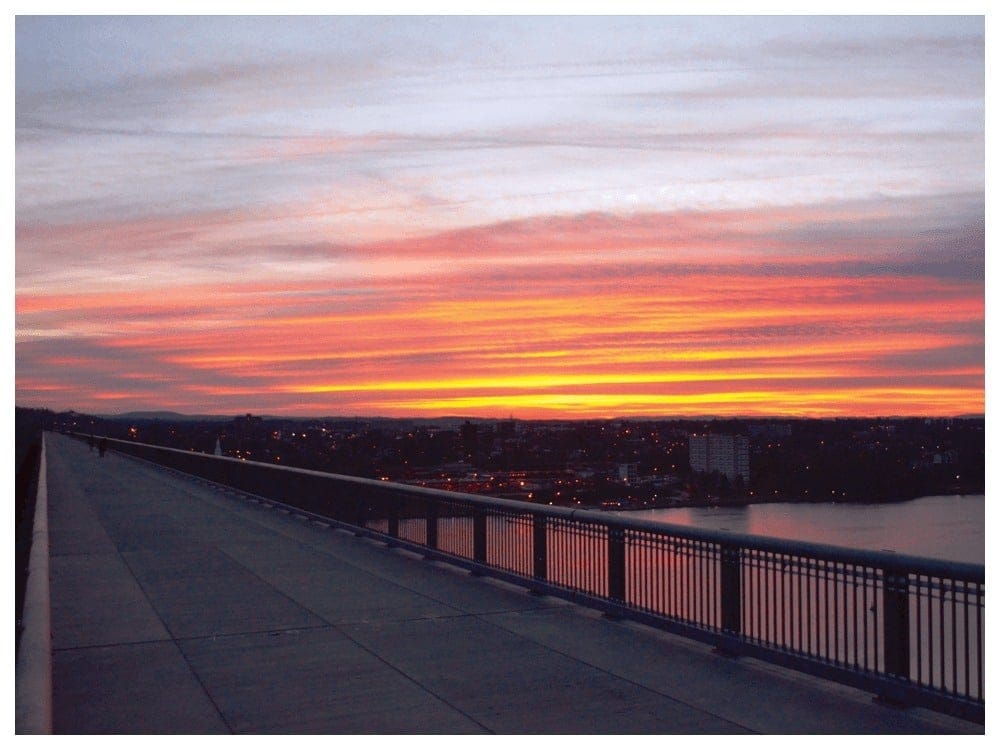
[43,432,980,734]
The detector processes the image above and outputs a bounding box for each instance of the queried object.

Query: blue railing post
[608,527,626,602]
[882,566,911,679]
[473,507,487,564]
[386,495,399,541]
[352,499,367,536]
[533,513,547,582]
[426,500,438,550]
[720,543,742,635]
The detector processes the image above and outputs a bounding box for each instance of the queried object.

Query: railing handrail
[90,434,984,581]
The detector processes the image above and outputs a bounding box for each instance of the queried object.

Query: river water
[622,494,985,565]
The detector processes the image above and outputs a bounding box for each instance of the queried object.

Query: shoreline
[604,490,983,514]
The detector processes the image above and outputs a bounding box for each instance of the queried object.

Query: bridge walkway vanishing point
[42,432,981,734]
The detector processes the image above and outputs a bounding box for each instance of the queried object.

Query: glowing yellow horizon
[14,210,984,420]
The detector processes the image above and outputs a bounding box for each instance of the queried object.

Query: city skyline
[15,15,985,419]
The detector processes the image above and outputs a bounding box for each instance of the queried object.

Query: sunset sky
[14,14,985,419]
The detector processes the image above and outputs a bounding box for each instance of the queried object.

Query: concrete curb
[15,433,52,734]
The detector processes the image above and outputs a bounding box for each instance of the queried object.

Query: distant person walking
[88,434,95,452]
[98,437,108,458]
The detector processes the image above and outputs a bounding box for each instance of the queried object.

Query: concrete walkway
[44,432,981,734]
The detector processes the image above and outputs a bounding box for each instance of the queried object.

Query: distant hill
[105,411,233,422]
[102,413,517,426]
[81,409,988,425]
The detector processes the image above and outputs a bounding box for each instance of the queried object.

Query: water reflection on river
[622,495,985,564]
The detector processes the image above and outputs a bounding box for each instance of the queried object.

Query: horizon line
[17,405,986,423]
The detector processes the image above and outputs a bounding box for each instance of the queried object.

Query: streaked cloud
[14,15,984,417]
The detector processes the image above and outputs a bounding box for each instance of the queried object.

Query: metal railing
[85,435,985,723]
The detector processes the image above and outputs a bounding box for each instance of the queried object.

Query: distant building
[689,434,750,484]
[689,435,708,474]
[496,418,517,439]
[747,423,792,440]
[460,420,478,454]
[232,413,265,449]
[618,462,638,483]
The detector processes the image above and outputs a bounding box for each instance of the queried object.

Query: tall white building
[689,434,750,484]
